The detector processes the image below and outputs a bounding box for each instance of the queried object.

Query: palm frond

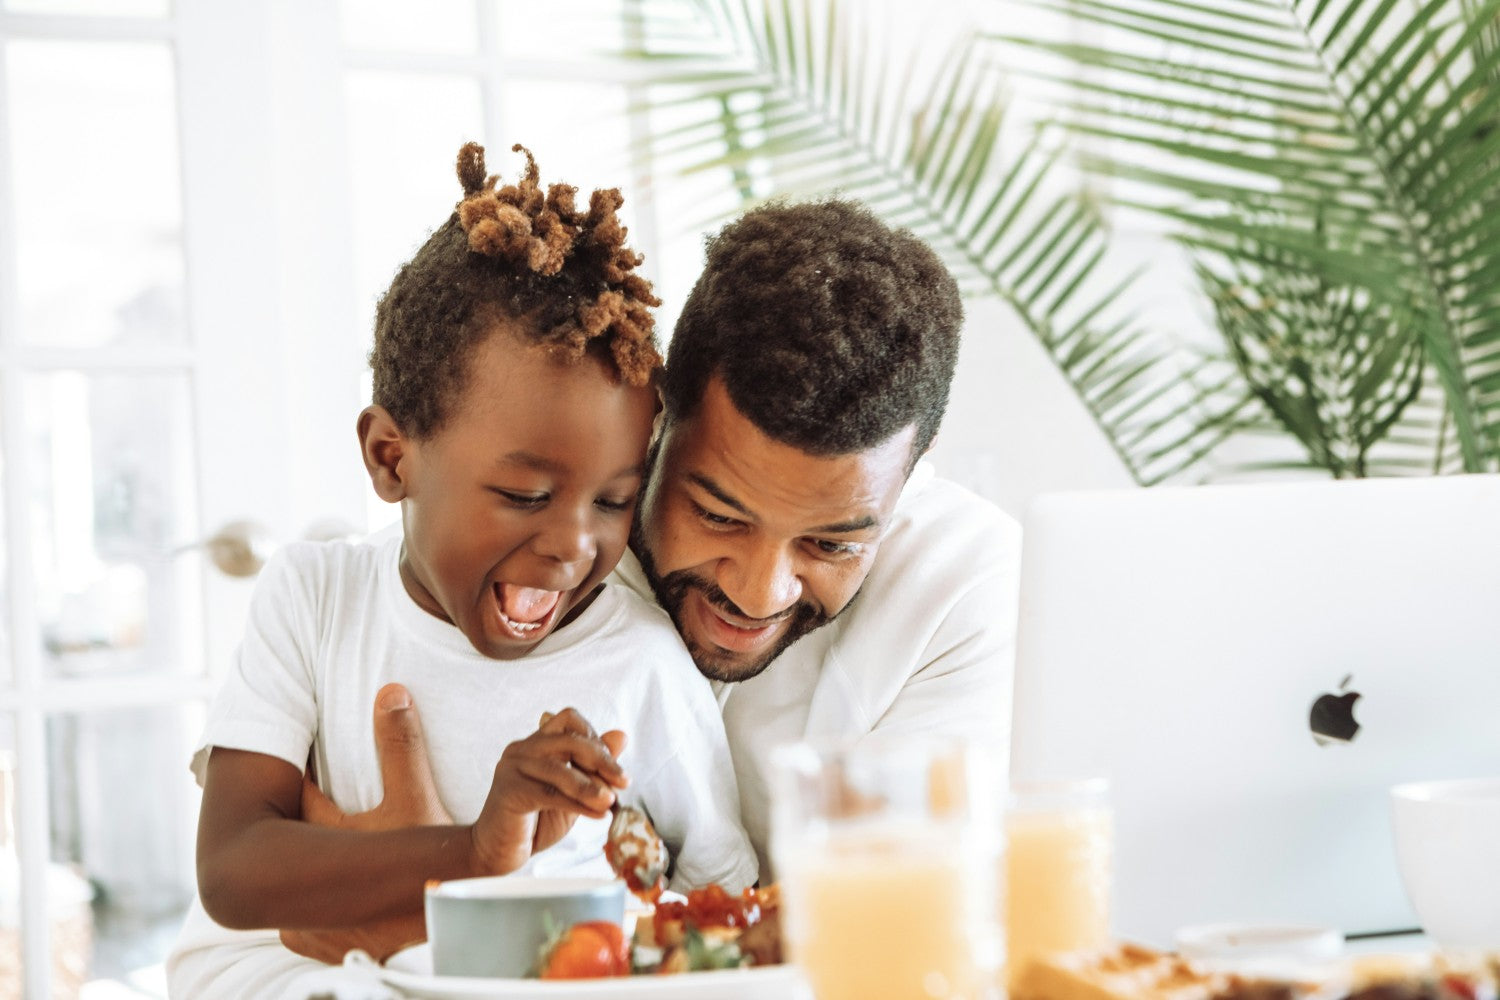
[620,0,1250,484]
[991,0,1500,475]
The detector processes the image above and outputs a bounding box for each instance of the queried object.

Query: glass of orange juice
[1003,778,1113,988]
[771,739,1003,1000]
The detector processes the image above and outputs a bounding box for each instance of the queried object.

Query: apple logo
[1309,674,1361,745]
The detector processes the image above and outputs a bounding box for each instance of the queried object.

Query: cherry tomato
[538,920,630,979]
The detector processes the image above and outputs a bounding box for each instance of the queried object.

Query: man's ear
[357,405,410,503]
[649,388,667,448]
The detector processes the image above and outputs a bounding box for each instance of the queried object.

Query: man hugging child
[166,143,756,999]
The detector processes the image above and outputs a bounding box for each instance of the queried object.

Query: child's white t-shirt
[167,534,755,999]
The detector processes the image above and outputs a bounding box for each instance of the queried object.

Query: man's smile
[687,588,792,653]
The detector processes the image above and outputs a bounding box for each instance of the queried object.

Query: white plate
[369,944,810,1000]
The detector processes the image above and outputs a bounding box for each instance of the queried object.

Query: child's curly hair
[370,142,662,439]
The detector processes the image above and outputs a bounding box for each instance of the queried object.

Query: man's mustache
[689,577,798,626]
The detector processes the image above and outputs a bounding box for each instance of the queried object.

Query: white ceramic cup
[424,875,625,979]
[1390,777,1500,948]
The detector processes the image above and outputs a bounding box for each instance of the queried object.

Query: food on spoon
[604,802,669,901]
[535,919,631,980]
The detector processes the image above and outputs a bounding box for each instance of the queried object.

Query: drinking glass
[1004,779,1113,987]
[771,738,1003,1000]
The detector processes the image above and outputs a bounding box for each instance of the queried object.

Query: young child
[166,143,757,999]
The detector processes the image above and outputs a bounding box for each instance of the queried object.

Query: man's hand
[470,707,628,876]
[280,682,450,964]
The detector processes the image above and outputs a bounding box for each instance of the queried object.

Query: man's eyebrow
[688,473,751,515]
[809,515,879,535]
[689,472,880,534]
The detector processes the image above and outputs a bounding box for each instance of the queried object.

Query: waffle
[1010,944,1500,1000]
[1010,943,1309,1000]
[1011,943,1247,1000]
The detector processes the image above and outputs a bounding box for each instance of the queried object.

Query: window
[0,2,679,995]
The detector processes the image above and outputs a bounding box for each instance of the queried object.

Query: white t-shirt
[168,534,755,1000]
[611,462,1021,879]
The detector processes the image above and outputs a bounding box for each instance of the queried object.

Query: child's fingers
[530,710,628,788]
[521,730,628,789]
[511,755,616,817]
[537,707,598,738]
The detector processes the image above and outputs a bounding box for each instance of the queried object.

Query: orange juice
[782,824,997,1000]
[1003,805,1112,986]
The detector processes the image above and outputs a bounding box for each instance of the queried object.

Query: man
[281,198,1020,962]
[615,199,1020,876]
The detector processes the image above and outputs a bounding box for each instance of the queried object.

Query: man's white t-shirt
[612,462,1021,879]
[168,534,755,1000]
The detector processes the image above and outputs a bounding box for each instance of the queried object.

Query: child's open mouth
[493,582,563,639]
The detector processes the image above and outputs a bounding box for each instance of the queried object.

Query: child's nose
[531,506,596,567]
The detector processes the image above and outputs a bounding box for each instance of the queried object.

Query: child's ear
[357,405,410,503]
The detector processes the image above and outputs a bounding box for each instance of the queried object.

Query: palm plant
[991,0,1500,476]
[617,0,1254,485]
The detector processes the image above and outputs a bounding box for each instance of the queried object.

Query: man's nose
[718,545,802,620]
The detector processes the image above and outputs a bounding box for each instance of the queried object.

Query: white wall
[929,296,1137,520]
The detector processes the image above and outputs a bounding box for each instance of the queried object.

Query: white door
[0,2,667,996]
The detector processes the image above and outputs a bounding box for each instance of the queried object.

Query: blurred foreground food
[1009,942,1499,1000]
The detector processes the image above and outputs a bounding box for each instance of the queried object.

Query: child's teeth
[499,608,544,632]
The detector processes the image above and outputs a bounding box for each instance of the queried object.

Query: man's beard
[631,522,850,682]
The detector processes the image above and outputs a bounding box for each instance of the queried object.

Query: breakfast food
[1339,953,1499,1000]
[530,883,783,979]
[604,802,669,899]
[537,920,631,979]
[634,883,782,974]
[1009,944,1500,1000]
[1009,942,1260,1000]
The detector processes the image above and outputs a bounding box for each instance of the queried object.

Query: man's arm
[197,705,627,931]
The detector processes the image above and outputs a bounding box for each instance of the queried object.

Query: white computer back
[1010,474,1500,945]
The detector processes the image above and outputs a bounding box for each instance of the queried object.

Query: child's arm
[196,707,628,930]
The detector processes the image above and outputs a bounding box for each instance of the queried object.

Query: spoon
[536,712,669,896]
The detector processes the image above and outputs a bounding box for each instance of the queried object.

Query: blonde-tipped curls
[453,142,661,386]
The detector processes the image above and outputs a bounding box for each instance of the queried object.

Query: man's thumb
[372,683,446,816]
[300,776,345,827]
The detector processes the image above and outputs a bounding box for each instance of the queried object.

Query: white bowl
[425,875,625,979]
[1390,777,1500,948]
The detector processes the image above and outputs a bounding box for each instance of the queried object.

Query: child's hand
[469,708,628,876]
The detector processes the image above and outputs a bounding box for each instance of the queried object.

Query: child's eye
[492,488,547,508]
[595,496,635,514]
